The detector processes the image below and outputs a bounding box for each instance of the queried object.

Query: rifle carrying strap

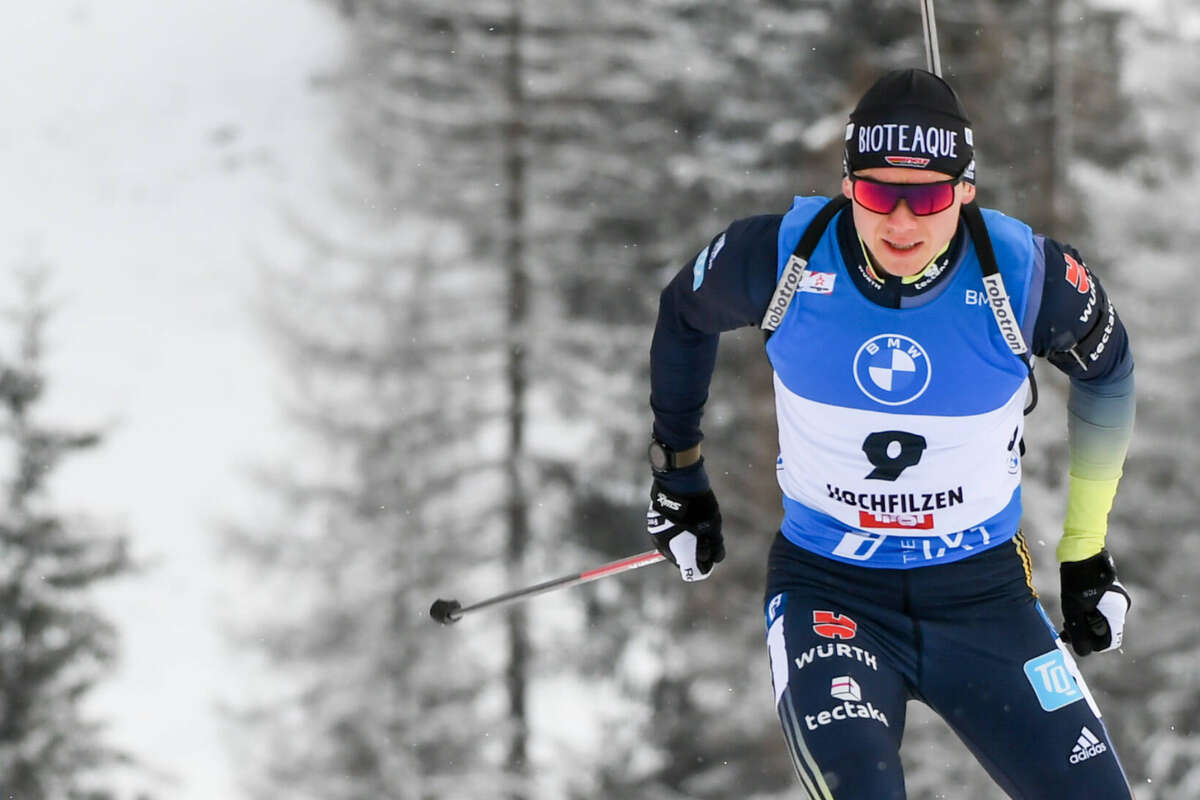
[960,202,1038,414]
[760,195,850,334]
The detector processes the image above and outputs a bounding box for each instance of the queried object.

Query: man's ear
[960,182,977,204]
[842,176,854,200]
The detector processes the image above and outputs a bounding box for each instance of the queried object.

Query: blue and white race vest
[767,196,1036,568]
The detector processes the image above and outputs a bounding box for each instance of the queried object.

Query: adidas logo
[1069,726,1108,764]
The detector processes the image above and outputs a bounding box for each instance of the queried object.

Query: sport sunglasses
[849,175,961,216]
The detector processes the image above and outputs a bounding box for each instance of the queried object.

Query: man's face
[841,167,976,277]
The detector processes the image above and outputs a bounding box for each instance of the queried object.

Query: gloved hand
[646,480,724,582]
[1060,549,1131,656]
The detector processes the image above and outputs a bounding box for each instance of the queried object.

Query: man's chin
[875,244,929,277]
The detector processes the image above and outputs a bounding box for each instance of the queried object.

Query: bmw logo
[853,334,932,406]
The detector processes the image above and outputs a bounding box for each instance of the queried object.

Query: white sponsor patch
[799,270,836,295]
[830,675,862,702]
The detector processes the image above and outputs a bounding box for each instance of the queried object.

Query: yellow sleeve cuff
[1057,474,1121,562]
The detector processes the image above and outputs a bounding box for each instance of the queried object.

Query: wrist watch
[648,436,702,473]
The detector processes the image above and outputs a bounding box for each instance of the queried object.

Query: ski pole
[919,0,943,77]
[429,549,666,625]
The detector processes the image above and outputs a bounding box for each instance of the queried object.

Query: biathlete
[644,69,1136,798]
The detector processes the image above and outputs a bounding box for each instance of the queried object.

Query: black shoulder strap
[792,195,851,267]
[961,202,1039,414]
[760,195,850,335]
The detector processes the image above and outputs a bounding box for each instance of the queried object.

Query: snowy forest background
[3,0,1199,798]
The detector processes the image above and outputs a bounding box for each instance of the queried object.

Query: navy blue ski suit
[650,199,1135,798]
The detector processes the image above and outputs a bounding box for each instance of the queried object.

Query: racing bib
[766,198,1036,567]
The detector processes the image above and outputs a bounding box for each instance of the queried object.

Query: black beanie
[844,68,975,182]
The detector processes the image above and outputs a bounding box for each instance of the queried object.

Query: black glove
[1060,549,1131,657]
[646,481,724,582]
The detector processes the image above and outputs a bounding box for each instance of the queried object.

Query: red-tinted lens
[903,182,956,215]
[852,180,904,214]
[852,179,956,216]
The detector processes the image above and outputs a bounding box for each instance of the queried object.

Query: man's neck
[836,211,965,308]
